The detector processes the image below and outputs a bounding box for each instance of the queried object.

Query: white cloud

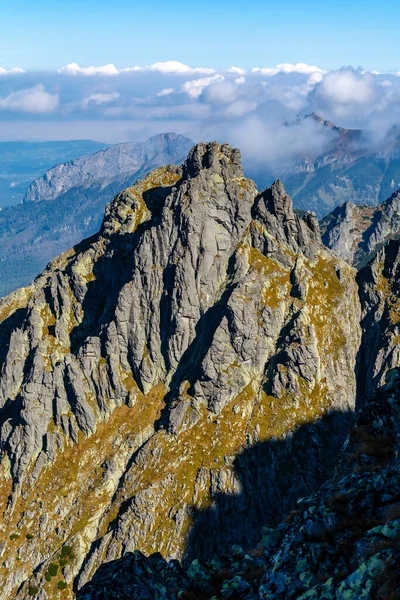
[278,71,325,111]
[203,80,242,105]
[82,92,120,106]
[181,74,224,98]
[0,67,25,75]
[59,61,216,77]
[5,62,400,161]
[252,62,327,76]
[312,69,377,116]
[122,61,215,75]
[225,99,257,117]
[58,63,120,76]
[0,84,59,113]
[157,88,175,97]
[227,66,246,75]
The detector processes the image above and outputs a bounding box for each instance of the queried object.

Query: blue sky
[2,0,400,149]
[1,0,400,72]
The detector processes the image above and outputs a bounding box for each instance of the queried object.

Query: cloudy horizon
[2,60,400,177]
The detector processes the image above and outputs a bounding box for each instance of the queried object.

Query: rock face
[320,190,400,268]
[78,377,400,600]
[0,142,362,599]
[78,241,400,600]
[0,133,193,297]
[357,239,400,402]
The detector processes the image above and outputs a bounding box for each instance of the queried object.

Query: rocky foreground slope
[78,369,400,600]
[0,141,398,600]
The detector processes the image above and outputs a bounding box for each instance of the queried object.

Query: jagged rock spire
[182,141,243,179]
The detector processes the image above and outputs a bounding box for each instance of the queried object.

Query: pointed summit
[182,141,243,179]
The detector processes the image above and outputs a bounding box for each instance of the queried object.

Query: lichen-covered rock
[0,143,362,599]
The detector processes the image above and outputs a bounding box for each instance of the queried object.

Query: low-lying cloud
[2,61,400,170]
[0,84,59,113]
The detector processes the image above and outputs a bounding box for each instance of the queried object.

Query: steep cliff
[0,143,361,599]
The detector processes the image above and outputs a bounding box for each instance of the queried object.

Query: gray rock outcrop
[0,143,362,599]
[321,190,400,268]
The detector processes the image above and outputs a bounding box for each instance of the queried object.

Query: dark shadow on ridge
[77,409,354,599]
[183,408,353,564]
[69,182,178,357]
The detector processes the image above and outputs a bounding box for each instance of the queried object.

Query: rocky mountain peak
[253,179,321,258]
[0,142,365,599]
[182,141,243,179]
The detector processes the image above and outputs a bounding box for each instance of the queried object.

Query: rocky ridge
[0,142,363,599]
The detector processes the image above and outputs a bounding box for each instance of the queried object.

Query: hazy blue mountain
[0,133,193,297]
[279,115,400,217]
[0,140,107,207]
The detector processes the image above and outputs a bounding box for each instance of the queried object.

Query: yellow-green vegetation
[306,255,348,361]
[100,373,335,561]
[0,384,166,599]
[28,586,39,596]
[0,286,32,326]
[250,381,330,441]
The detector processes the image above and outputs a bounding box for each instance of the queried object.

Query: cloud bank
[0,84,59,113]
[2,61,400,173]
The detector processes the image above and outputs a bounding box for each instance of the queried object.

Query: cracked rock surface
[0,143,368,599]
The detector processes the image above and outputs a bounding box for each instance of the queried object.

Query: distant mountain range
[0,133,193,296]
[24,134,192,203]
[3,116,400,297]
[0,140,107,207]
[281,113,400,217]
